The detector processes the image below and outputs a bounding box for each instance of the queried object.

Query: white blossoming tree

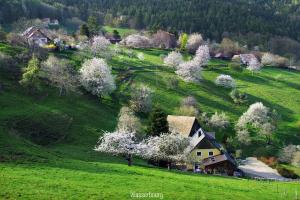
[186,33,203,53]
[209,112,230,130]
[79,58,116,97]
[194,45,210,66]
[138,132,191,169]
[91,36,111,57]
[215,74,236,88]
[261,53,276,66]
[236,129,251,145]
[175,45,210,82]
[41,55,78,96]
[94,130,137,166]
[236,102,277,144]
[279,145,300,167]
[117,106,142,133]
[175,60,202,82]
[130,84,152,113]
[163,51,183,68]
[121,34,152,48]
[247,58,262,72]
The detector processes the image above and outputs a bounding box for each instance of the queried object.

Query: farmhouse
[167,115,237,175]
[22,26,52,46]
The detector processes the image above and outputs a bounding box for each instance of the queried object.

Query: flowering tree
[41,56,78,96]
[194,45,210,66]
[175,45,210,82]
[247,58,262,72]
[179,33,188,51]
[261,53,276,66]
[215,74,236,88]
[117,106,142,133]
[138,132,191,169]
[163,51,183,68]
[19,55,41,93]
[181,96,197,107]
[90,36,112,59]
[186,33,203,53]
[121,34,152,48]
[79,58,116,97]
[175,60,202,82]
[236,129,251,145]
[279,145,299,164]
[94,130,137,166]
[130,84,152,113]
[236,102,277,144]
[261,53,288,67]
[209,112,230,130]
[177,96,199,117]
[91,36,110,53]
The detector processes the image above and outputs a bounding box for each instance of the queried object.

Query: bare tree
[41,55,78,96]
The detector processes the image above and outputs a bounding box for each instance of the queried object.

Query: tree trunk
[128,154,132,166]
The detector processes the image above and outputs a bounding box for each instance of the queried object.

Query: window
[209,151,214,156]
[196,151,202,156]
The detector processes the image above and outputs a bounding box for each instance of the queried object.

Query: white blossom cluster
[95,130,192,165]
[247,57,262,72]
[79,58,116,97]
[175,45,210,82]
[186,33,203,53]
[163,51,183,68]
[121,34,152,48]
[215,74,236,88]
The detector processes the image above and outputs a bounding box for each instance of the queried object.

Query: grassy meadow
[1,42,300,199]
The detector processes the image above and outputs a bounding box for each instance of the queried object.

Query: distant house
[152,30,177,49]
[22,27,52,46]
[214,53,232,60]
[239,54,257,65]
[42,18,59,27]
[167,115,237,175]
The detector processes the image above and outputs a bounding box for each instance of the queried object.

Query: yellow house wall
[191,148,221,162]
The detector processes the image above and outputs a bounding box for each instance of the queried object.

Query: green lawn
[103,26,137,37]
[1,158,300,200]
[1,42,300,199]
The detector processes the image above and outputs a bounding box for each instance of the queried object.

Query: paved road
[238,157,286,180]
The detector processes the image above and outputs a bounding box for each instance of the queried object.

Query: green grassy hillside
[1,42,300,199]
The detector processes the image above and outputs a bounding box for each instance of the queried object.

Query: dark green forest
[1,0,300,57]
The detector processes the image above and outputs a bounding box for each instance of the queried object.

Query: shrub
[276,166,299,179]
[137,52,145,61]
[230,89,247,104]
[0,52,17,75]
[215,74,236,88]
[176,105,199,117]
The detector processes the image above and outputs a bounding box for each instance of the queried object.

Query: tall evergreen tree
[79,24,90,37]
[87,16,100,36]
[147,107,169,136]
